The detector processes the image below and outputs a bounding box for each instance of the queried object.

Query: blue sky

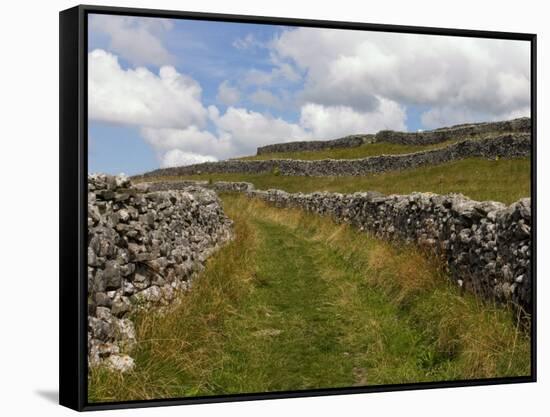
[88,14,530,175]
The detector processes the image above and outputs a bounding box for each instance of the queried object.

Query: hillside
[140,158,530,205]
[134,118,530,180]
[238,138,459,161]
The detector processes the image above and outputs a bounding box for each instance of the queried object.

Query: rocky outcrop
[135,133,530,179]
[255,117,530,154]
[87,174,233,371]
[246,188,531,313]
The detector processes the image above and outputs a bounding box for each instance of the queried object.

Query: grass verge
[88,195,530,402]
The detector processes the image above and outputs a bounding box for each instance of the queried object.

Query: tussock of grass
[152,158,530,204]
[89,195,530,403]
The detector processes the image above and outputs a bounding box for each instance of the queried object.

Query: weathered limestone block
[87,174,233,371]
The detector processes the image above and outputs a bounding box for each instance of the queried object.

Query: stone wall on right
[374,117,530,145]
[247,188,532,313]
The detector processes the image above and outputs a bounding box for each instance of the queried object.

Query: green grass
[146,158,531,205]
[236,132,518,161]
[88,195,530,403]
[238,141,457,161]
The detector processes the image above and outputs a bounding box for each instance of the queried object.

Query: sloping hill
[138,158,531,205]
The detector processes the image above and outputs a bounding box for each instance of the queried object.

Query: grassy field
[236,132,518,161]
[88,195,530,403]
[148,158,531,205]
[238,140,457,161]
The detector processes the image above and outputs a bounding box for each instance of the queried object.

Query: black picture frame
[59,4,537,411]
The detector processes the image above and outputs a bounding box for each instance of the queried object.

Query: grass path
[208,218,357,392]
[88,195,530,402]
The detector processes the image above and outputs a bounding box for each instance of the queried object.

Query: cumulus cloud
[140,105,304,162]
[160,149,217,168]
[249,89,284,109]
[89,49,208,129]
[89,48,409,166]
[300,99,407,139]
[210,106,310,156]
[90,49,222,166]
[271,28,530,127]
[140,124,234,161]
[242,53,301,87]
[90,14,174,66]
[216,81,241,105]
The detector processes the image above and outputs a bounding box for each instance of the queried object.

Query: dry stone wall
[255,117,530,154]
[256,134,375,155]
[87,174,233,371]
[375,117,530,145]
[246,188,532,313]
[142,179,532,313]
[147,180,255,193]
[135,133,530,179]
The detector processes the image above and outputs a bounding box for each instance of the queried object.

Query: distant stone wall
[376,117,530,145]
[135,133,530,179]
[87,174,233,371]
[246,188,532,313]
[256,134,375,155]
[147,180,254,193]
[255,117,530,154]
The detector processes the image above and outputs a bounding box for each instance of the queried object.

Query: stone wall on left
[87,174,233,371]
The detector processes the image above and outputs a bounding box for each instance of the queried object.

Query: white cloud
[210,106,310,156]
[160,149,217,168]
[90,14,174,66]
[89,49,208,129]
[242,69,276,86]
[242,66,300,87]
[140,105,307,163]
[272,28,530,127]
[300,99,406,139]
[249,89,283,109]
[90,48,409,166]
[216,81,240,105]
[232,33,264,50]
[140,124,235,161]
[242,53,301,87]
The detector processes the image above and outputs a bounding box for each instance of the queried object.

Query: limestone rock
[87,173,233,371]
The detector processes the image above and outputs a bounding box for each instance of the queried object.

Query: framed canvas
[59,4,537,411]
